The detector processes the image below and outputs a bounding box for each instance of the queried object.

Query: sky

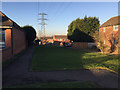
[2,2,118,37]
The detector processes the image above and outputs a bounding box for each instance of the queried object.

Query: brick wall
[5,29,11,48]
[12,27,26,55]
[99,25,119,53]
[2,48,12,62]
[2,29,12,62]
[2,26,26,61]
[72,42,88,49]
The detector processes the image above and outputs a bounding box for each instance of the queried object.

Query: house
[99,16,120,53]
[40,35,70,43]
[53,35,69,42]
[39,35,70,45]
[0,11,26,61]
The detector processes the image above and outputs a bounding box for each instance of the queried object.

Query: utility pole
[38,13,48,39]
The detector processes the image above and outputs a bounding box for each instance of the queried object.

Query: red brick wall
[2,48,12,62]
[5,29,11,48]
[72,42,88,49]
[2,29,12,62]
[99,25,119,53]
[12,27,26,55]
[2,27,26,61]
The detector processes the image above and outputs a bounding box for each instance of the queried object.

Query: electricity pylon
[38,13,48,39]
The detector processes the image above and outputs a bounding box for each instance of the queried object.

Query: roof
[54,35,67,37]
[40,37,53,39]
[0,11,13,27]
[54,35,67,39]
[0,11,22,30]
[100,16,120,27]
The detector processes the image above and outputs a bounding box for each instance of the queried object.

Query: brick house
[53,35,69,42]
[40,35,69,43]
[0,11,26,61]
[39,35,70,45]
[99,16,119,53]
[53,35,70,46]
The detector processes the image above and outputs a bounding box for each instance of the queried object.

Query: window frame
[103,40,106,44]
[103,27,106,32]
[114,39,118,45]
[113,25,118,31]
[0,29,5,49]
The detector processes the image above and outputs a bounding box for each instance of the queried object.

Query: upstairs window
[0,29,5,49]
[114,39,118,45]
[113,25,118,31]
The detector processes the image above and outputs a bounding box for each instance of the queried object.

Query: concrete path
[2,46,119,88]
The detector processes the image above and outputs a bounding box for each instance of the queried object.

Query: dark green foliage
[67,16,100,42]
[21,25,36,46]
[68,29,94,42]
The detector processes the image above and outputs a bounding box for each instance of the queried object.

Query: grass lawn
[30,46,119,74]
[3,81,100,88]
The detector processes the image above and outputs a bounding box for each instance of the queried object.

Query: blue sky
[2,2,118,36]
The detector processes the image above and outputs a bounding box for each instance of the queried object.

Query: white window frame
[103,27,106,32]
[113,25,118,31]
[103,40,105,44]
[0,30,5,49]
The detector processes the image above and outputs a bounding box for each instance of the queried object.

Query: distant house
[99,16,119,53]
[39,35,70,45]
[53,35,69,42]
[40,35,69,43]
[0,11,26,61]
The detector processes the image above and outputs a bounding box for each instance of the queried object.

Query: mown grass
[3,81,100,88]
[30,46,119,74]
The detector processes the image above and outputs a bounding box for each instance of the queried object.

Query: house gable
[100,16,120,27]
[0,11,13,27]
[99,16,119,53]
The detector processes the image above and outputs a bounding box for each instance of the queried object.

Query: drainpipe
[11,23,14,56]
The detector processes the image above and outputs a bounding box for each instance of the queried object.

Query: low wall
[72,42,88,49]
[72,42,96,49]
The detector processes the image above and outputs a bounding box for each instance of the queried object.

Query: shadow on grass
[30,45,119,74]
[2,45,119,88]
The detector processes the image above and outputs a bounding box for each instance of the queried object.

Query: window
[114,39,118,45]
[0,29,5,49]
[113,25,118,31]
[103,40,105,44]
[103,27,106,32]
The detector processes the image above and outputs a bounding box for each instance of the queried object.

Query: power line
[49,2,64,22]
[38,13,48,39]
[51,2,72,24]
